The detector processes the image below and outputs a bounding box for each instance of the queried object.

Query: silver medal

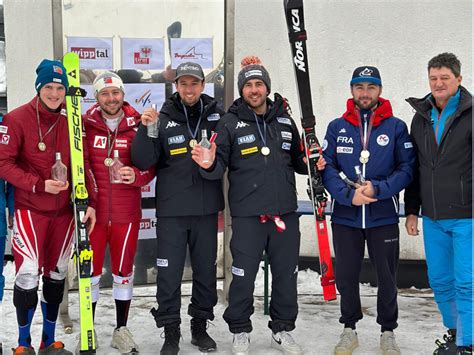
[261,146,271,156]
[38,142,46,152]
[189,139,198,148]
[104,157,114,167]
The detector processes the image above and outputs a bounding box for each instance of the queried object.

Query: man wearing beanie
[0,58,97,355]
[405,53,472,355]
[79,71,155,354]
[322,66,415,355]
[132,61,224,355]
[194,55,324,355]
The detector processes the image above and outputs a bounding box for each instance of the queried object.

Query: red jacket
[84,102,155,224]
[0,97,97,216]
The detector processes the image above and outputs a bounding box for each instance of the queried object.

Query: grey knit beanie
[237,56,271,96]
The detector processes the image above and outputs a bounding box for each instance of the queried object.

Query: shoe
[232,332,250,355]
[334,328,359,355]
[457,345,473,354]
[160,325,181,355]
[380,331,400,355]
[190,318,217,352]
[12,346,36,355]
[434,329,457,355]
[38,342,72,354]
[271,331,303,355]
[75,330,98,355]
[111,327,139,354]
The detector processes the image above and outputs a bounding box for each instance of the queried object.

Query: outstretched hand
[191,143,216,169]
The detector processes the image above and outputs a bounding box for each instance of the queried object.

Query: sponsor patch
[0,126,7,134]
[281,131,292,140]
[237,134,256,145]
[336,146,353,154]
[322,139,328,151]
[115,139,127,148]
[231,266,245,277]
[156,258,168,267]
[404,142,413,149]
[282,142,291,150]
[93,135,107,149]
[277,117,291,125]
[240,146,259,155]
[126,116,135,126]
[244,69,262,78]
[53,78,62,84]
[236,121,249,129]
[0,134,9,145]
[166,120,180,129]
[337,136,354,144]
[168,135,185,145]
[170,147,188,155]
[377,134,390,146]
[207,113,220,121]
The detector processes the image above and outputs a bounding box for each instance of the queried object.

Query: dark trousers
[223,212,300,334]
[153,214,218,327]
[332,223,399,331]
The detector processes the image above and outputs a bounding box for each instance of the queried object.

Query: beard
[354,97,379,110]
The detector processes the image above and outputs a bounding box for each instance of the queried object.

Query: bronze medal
[189,139,198,148]
[104,157,114,167]
[38,142,46,152]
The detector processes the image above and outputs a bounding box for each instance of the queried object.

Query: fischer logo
[71,47,110,60]
[291,9,306,73]
[134,46,151,65]
[174,46,205,60]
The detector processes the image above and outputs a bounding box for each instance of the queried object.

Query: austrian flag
[53,65,63,74]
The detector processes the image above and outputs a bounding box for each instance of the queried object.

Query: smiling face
[175,75,205,106]
[351,82,382,110]
[96,86,125,118]
[38,82,66,111]
[242,79,268,114]
[429,67,462,109]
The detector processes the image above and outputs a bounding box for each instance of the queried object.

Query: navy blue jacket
[322,98,415,229]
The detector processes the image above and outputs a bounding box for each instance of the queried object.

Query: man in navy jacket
[322,66,415,355]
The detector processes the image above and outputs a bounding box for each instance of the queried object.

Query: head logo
[174,46,205,60]
[359,68,374,77]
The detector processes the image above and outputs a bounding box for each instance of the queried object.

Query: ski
[63,52,96,353]
[284,0,336,301]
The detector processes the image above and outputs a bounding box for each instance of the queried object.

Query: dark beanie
[237,56,271,96]
[35,59,69,92]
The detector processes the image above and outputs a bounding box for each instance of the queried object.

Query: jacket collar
[342,97,393,127]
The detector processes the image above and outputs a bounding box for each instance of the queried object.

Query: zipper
[431,167,437,219]
[361,119,368,229]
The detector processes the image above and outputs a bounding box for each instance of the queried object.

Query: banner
[139,209,157,240]
[141,177,156,198]
[121,38,165,70]
[80,84,96,114]
[170,38,213,69]
[67,37,113,70]
[123,83,166,113]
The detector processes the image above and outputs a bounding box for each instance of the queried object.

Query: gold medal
[261,146,270,156]
[359,150,370,164]
[38,142,46,152]
[189,139,198,148]
[104,157,114,167]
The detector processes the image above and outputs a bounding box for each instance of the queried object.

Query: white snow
[0,261,444,354]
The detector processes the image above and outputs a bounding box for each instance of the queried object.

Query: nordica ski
[284,0,336,301]
[63,52,96,353]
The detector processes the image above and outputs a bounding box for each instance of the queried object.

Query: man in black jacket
[405,52,472,355]
[131,62,224,355]
[193,55,324,355]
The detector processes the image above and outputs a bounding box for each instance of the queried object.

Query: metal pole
[51,0,63,60]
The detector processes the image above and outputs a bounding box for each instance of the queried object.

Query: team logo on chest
[337,136,354,144]
[277,117,292,126]
[93,135,107,149]
[126,117,135,126]
[377,134,390,146]
[168,135,185,145]
[166,120,180,129]
[207,113,220,121]
[115,139,127,148]
[236,121,249,129]
[237,134,256,145]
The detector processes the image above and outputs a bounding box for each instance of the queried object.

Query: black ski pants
[223,212,300,334]
[152,214,218,327]
[332,223,399,331]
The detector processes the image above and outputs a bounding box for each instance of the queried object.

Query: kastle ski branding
[284,0,336,301]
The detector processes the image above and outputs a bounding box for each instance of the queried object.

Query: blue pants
[423,217,473,346]
[0,235,5,301]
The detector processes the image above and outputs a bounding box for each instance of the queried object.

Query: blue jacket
[322,98,415,229]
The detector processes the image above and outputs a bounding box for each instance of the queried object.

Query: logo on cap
[245,69,263,78]
[53,65,63,74]
[359,68,373,77]
[104,77,113,84]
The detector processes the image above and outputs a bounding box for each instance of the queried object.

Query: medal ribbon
[182,99,203,141]
[252,112,267,147]
[36,97,63,148]
[357,110,375,152]
[106,115,124,160]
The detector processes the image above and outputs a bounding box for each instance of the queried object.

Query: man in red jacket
[82,71,155,354]
[0,59,97,355]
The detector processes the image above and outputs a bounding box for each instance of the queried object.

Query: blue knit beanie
[35,59,69,92]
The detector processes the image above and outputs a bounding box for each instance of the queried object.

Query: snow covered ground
[1,261,444,354]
